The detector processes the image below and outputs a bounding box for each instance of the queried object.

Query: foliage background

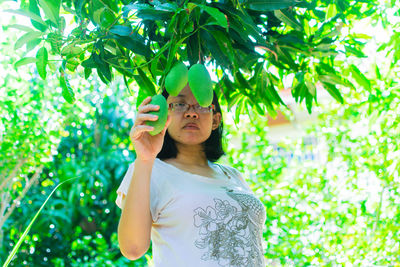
[1,0,400,266]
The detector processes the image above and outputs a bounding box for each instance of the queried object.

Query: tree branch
[0,165,44,230]
[0,157,27,192]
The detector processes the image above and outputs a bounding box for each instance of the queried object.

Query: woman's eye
[176,103,186,107]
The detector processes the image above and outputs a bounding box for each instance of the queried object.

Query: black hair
[156,88,226,162]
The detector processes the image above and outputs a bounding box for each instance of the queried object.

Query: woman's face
[166,84,221,146]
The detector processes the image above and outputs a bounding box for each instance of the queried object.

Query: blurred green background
[1,0,400,266]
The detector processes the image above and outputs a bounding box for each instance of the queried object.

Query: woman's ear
[212,112,222,130]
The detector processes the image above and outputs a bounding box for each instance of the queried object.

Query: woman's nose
[184,106,199,118]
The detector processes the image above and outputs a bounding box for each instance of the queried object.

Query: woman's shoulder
[212,162,242,177]
[127,158,169,170]
[212,162,253,191]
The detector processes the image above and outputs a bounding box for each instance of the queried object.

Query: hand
[129,96,172,162]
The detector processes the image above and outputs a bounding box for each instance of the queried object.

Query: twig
[255,45,278,61]
[0,157,27,192]
[0,165,44,229]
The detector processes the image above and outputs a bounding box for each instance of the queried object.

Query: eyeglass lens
[171,103,213,113]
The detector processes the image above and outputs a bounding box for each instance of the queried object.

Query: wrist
[135,157,156,165]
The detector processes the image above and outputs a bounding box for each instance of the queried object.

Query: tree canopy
[1,0,400,265]
[7,0,379,119]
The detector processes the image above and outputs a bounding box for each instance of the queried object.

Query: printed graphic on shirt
[193,187,265,267]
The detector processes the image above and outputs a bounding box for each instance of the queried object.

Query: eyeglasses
[168,103,215,113]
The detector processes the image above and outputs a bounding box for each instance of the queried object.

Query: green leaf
[210,31,235,63]
[26,38,42,53]
[38,0,61,25]
[266,82,287,106]
[246,97,265,116]
[36,47,48,80]
[96,63,112,84]
[234,71,253,94]
[122,3,150,16]
[60,72,76,104]
[136,87,152,110]
[114,35,151,57]
[2,178,79,267]
[65,58,80,72]
[234,97,245,125]
[349,64,371,91]
[375,64,381,80]
[29,0,47,31]
[100,9,116,28]
[187,34,200,66]
[8,24,35,32]
[198,5,228,29]
[321,81,344,104]
[227,93,242,112]
[81,56,97,69]
[246,0,301,11]
[136,68,156,95]
[136,7,173,21]
[228,7,266,45]
[325,3,337,20]
[14,31,44,50]
[61,44,83,57]
[150,53,165,77]
[305,81,316,97]
[164,42,178,76]
[92,7,104,25]
[262,85,277,113]
[109,25,132,36]
[345,45,367,58]
[351,33,372,40]
[84,68,92,79]
[14,57,37,68]
[187,3,197,13]
[274,9,303,31]
[47,32,62,53]
[276,46,298,70]
[5,9,47,27]
[305,92,313,114]
[155,2,178,12]
[222,76,239,110]
[200,30,232,69]
[318,74,355,90]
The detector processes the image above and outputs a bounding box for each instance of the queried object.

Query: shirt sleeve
[115,160,163,223]
[115,162,135,209]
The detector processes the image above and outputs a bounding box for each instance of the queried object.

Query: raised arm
[117,96,171,260]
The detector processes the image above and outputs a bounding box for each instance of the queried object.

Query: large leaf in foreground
[245,0,301,11]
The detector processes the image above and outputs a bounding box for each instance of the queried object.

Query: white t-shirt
[116,158,266,267]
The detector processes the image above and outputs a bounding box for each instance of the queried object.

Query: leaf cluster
[7,0,379,117]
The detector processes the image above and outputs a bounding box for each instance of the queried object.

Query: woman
[116,84,266,267]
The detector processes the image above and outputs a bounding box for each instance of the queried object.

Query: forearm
[118,158,154,259]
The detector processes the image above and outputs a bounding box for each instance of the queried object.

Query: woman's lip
[183,123,199,128]
[183,126,199,130]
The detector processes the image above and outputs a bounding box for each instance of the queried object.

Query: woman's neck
[173,143,208,167]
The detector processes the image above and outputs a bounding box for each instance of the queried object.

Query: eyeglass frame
[168,103,216,113]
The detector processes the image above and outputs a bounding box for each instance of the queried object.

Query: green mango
[145,94,168,136]
[188,64,213,107]
[165,62,188,96]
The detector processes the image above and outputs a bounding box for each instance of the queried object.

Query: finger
[138,104,160,114]
[130,125,155,139]
[138,96,152,109]
[134,113,159,125]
